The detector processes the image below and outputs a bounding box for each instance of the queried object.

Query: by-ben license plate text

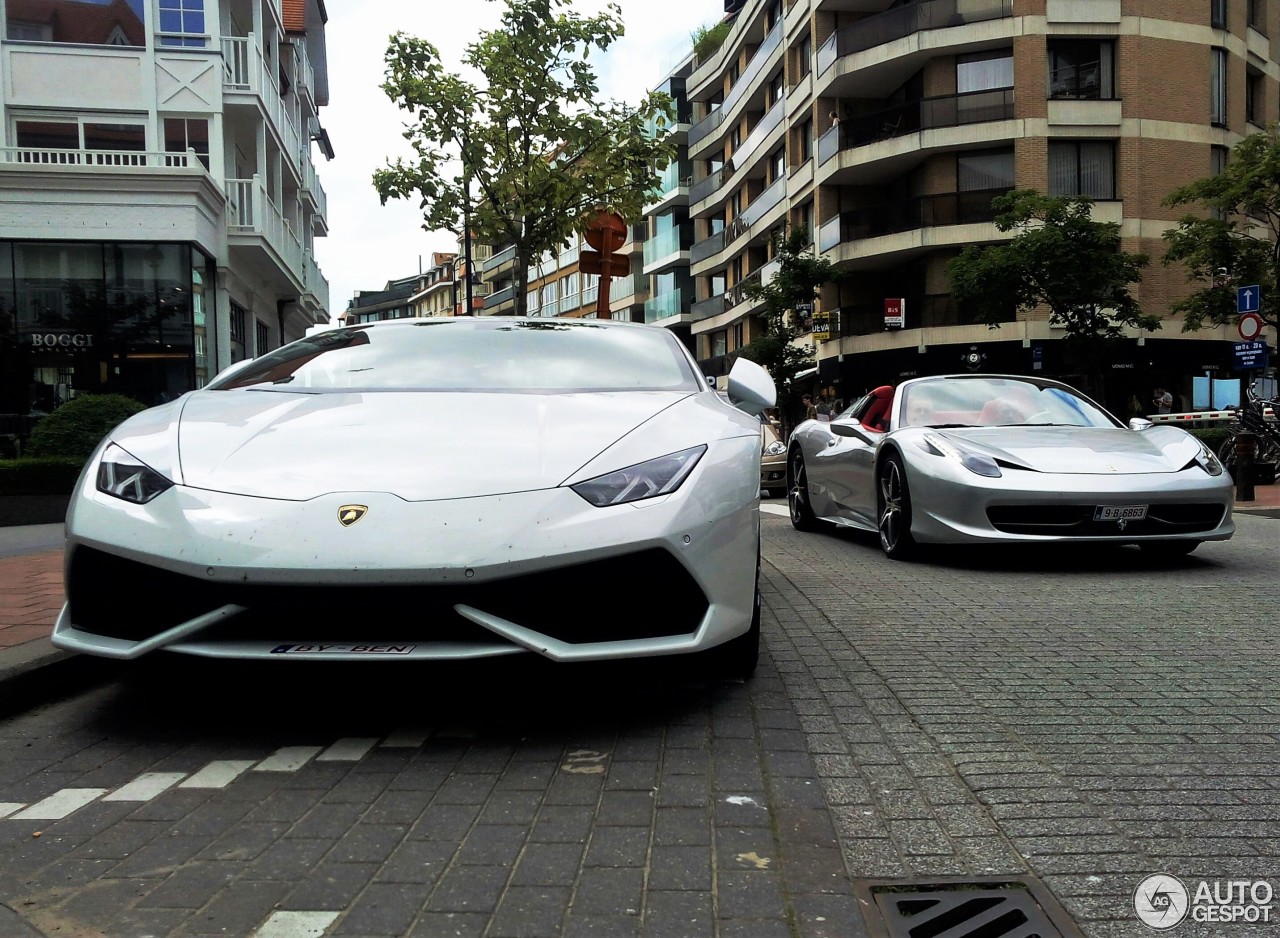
[270,644,415,655]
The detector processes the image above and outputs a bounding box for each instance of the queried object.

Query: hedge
[1186,427,1234,452]
[25,394,147,460]
[0,457,87,496]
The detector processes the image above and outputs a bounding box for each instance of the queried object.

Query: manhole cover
[854,877,1084,938]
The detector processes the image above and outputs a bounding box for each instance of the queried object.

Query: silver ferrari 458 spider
[53,317,776,677]
[786,374,1234,560]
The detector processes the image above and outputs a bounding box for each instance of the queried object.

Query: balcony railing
[645,288,684,322]
[484,285,516,311]
[222,34,304,170]
[817,0,1014,75]
[483,244,518,274]
[820,88,1016,165]
[727,98,785,176]
[724,268,763,309]
[692,294,725,321]
[302,249,330,312]
[0,147,206,170]
[818,187,1011,252]
[689,20,784,147]
[736,175,787,232]
[225,176,304,279]
[652,161,692,200]
[689,166,729,204]
[643,227,690,268]
[691,229,727,264]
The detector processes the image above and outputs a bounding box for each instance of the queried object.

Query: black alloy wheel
[877,453,917,560]
[788,449,822,532]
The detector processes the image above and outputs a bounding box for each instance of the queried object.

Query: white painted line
[103,772,187,802]
[380,729,430,748]
[254,909,340,938]
[253,746,323,772]
[760,503,790,517]
[316,738,379,762]
[12,788,106,820]
[0,803,26,819]
[179,760,257,789]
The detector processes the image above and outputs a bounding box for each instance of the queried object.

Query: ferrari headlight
[764,440,786,456]
[96,443,174,504]
[1193,441,1224,476]
[920,432,1002,478]
[570,445,706,507]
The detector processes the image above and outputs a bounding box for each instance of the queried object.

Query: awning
[793,367,817,381]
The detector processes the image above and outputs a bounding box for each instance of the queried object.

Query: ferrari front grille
[67,546,709,646]
[986,503,1225,536]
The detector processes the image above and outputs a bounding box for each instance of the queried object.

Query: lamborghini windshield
[208,319,702,393]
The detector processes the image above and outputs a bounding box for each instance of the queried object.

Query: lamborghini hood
[937,426,1202,475]
[172,390,693,500]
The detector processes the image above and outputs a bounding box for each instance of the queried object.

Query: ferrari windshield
[208,319,702,393]
[900,377,1120,429]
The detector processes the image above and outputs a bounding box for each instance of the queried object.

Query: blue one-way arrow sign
[1237,284,1261,313]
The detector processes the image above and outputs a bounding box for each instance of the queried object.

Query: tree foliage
[947,190,1156,377]
[691,21,731,64]
[738,228,848,417]
[374,0,676,316]
[1162,123,1280,331]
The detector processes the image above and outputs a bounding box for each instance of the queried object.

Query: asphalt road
[0,508,1277,938]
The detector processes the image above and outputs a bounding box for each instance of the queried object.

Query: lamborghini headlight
[96,443,174,504]
[764,440,786,456]
[919,432,1002,478]
[1193,441,1224,476]
[570,445,707,507]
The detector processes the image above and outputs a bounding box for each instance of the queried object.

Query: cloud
[311,0,721,315]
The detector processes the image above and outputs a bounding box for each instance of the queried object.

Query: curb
[0,638,108,719]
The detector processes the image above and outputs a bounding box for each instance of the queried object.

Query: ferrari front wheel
[788,449,823,532]
[877,454,917,561]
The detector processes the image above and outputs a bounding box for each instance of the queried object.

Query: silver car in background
[787,374,1234,560]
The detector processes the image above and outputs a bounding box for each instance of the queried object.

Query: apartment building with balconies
[682,0,1278,414]
[0,0,331,423]
[521,224,648,322]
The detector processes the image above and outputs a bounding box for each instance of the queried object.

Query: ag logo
[337,504,368,527]
[1134,873,1189,929]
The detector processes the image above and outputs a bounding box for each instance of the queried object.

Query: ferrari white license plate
[1094,504,1148,522]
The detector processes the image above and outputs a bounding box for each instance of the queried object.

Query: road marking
[0,803,25,819]
[380,729,430,748]
[760,503,790,517]
[316,738,378,761]
[103,772,187,802]
[179,760,257,789]
[254,909,340,937]
[253,746,322,772]
[12,788,106,820]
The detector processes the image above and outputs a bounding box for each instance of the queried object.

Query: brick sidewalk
[0,550,62,653]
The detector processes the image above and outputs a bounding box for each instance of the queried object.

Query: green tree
[374,0,676,316]
[738,228,848,424]
[947,189,1156,397]
[1162,123,1280,332]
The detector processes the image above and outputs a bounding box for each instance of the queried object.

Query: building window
[766,0,781,30]
[255,319,269,355]
[230,301,246,347]
[1247,70,1265,125]
[158,0,206,46]
[1248,0,1265,31]
[1212,0,1227,28]
[1048,140,1116,199]
[15,120,145,162]
[5,0,145,45]
[711,330,728,358]
[795,200,814,245]
[163,118,210,169]
[958,149,1015,191]
[957,50,1013,93]
[769,69,784,107]
[732,321,745,349]
[796,34,811,80]
[769,145,785,182]
[799,116,813,161]
[1211,47,1227,125]
[1047,40,1114,99]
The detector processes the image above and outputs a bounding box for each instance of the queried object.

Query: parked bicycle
[1217,382,1280,482]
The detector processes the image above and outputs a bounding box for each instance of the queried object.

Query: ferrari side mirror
[1128,417,1153,431]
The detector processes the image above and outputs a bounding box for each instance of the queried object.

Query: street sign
[1233,340,1268,371]
[812,311,830,341]
[884,298,905,329]
[578,250,630,276]
[1031,343,1043,371]
[1237,284,1261,314]
[1238,312,1264,340]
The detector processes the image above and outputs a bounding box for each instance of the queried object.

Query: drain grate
[854,877,1084,938]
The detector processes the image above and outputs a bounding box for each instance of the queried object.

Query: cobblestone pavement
[0,510,1276,937]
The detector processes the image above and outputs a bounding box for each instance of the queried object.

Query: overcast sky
[310,0,724,318]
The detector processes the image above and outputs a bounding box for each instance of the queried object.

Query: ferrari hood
[937,426,1201,475]
[172,390,693,500]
